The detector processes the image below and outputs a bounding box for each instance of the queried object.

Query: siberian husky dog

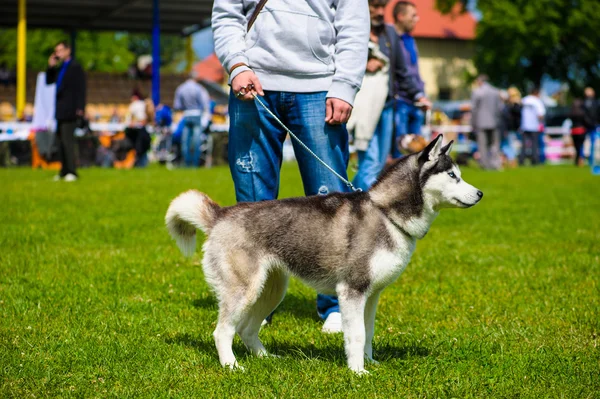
[165,135,483,374]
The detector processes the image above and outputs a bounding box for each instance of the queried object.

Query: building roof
[194,53,225,83]
[0,0,475,39]
[0,0,214,34]
[385,0,476,40]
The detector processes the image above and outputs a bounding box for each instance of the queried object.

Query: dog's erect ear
[420,134,444,163]
[441,140,454,155]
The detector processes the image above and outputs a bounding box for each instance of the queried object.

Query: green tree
[435,0,600,94]
[0,29,185,74]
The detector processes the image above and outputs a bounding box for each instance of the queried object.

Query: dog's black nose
[477,191,484,198]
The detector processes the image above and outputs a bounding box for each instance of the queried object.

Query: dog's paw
[256,351,280,359]
[224,362,245,372]
[365,357,380,365]
[352,369,370,376]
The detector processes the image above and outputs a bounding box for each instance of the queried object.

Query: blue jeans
[538,130,546,164]
[501,131,518,161]
[228,90,349,320]
[392,99,424,159]
[181,115,203,167]
[353,100,395,191]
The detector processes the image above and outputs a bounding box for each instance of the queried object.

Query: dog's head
[417,135,483,210]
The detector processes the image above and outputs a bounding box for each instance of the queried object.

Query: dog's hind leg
[337,284,368,374]
[211,254,268,369]
[364,291,382,364]
[237,268,289,357]
[213,299,245,369]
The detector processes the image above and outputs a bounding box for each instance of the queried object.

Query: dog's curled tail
[165,190,220,257]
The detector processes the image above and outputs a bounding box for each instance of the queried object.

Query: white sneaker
[52,175,61,181]
[64,173,78,182]
[321,312,343,334]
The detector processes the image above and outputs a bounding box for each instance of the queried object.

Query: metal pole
[152,0,160,106]
[16,0,26,120]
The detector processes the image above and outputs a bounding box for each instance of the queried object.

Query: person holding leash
[212,0,369,333]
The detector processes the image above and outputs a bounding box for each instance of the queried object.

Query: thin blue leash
[251,93,361,192]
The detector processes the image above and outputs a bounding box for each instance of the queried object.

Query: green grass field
[1,164,599,398]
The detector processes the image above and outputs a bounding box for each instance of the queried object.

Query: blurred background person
[46,40,86,182]
[519,86,546,166]
[353,0,430,191]
[583,87,599,137]
[173,71,212,167]
[347,40,389,157]
[471,74,502,170]
[500,86,522,168]
[569,98,591,167]
[125,90,151,167]
[392,0,426,158]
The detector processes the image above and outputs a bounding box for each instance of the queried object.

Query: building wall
[417,38,476,101]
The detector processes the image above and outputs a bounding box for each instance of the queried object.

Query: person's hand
[231,70,264,101]
[366,58,384,73]
[325,98,353,125]
[415,97,432,110]
[48,54,58,67]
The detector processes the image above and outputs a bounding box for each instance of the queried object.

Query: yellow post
[16,0,27,120]
[185,36,194,73]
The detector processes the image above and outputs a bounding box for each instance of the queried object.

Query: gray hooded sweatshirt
[212,0,370,106]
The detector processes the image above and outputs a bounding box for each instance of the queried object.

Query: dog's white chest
[369,220,416,291]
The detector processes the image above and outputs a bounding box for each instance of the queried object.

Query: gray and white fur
[165,135,483,374]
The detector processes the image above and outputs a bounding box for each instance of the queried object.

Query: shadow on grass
[190,292,320,323]
[191,295,217,310]
[374,344,431,361]
[270,342,430,364]
[165,332,429,365]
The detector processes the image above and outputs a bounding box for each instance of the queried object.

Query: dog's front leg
[337,285,368,375]
[364,291,381,364]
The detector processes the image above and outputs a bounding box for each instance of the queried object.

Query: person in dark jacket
[352,0,431,190]
[583,87,599,132]
[570,98,593,166]
[500,86,522,167]
[46,40,86,181]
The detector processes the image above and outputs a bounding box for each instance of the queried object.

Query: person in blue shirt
[173,71,212,167]
[392,1,426,159]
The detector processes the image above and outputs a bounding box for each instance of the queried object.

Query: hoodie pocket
[245,8,335,71]
[308,15,335,65]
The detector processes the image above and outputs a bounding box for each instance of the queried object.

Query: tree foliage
[436,0,600,94]
[0,29,185,74]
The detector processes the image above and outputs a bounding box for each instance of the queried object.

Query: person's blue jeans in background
[228,90,350,320]
[501,131,518,162]
[353,100,395,191]
[590,127,599,165]
[392,99,424,159]
[181,115,203,167]
[135,152,148,167]
[538,129,546,164]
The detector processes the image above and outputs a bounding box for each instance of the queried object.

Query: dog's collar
[382,211,414,239]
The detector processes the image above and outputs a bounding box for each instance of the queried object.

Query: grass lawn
[1,163,599,398]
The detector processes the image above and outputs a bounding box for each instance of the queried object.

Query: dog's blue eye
[448,172,456,179]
